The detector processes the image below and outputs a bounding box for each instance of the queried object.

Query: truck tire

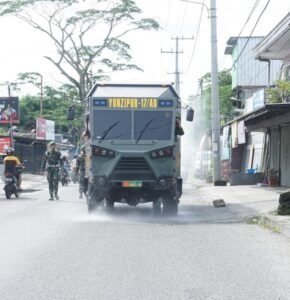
[88,197,97,213]
[162,195,178,216]
[152,198,162,215]
[105,198,115,211]
[88,188,103,213]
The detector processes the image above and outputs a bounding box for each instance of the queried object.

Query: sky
[0,0,290,101]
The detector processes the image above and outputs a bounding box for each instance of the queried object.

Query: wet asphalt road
[1,183,290,300]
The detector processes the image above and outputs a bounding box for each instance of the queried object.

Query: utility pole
[210,0,221,182]
[161,36,194,95]
[181,0,221,183]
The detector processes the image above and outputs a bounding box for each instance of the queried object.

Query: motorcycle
[60,166,70,186]
[4,174,20,199]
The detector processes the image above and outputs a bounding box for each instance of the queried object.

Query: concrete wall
[232,37,281,88]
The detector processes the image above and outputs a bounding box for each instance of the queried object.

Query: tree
[0,0,159,100]
[19,84,82,130]
[267,80,290,103]
[196,69,234,132]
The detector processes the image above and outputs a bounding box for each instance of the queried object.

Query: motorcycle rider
[76,145,89,199]
[3,148,23,190]
[61,155,70,185]
[42,141,62,200]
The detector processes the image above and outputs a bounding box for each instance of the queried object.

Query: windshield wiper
[98,121,120,143]
[135,118,155,144]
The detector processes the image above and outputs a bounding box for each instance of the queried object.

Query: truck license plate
[122,181,142,188]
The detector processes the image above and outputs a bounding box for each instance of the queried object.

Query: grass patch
[246,215,280,233]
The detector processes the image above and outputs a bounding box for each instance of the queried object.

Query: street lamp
[180,0,221,182]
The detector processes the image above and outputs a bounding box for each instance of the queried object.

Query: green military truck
[85,83,193,215]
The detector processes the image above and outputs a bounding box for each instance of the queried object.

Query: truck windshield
[134,111,172,140]
[93,110,173,141]
[93,110,131,140]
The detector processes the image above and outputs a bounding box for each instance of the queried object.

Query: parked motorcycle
[4,174,20,199]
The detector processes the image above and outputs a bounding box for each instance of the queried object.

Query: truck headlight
[92,146,115,158]
[94,176,107,187]
[150,147,173,159]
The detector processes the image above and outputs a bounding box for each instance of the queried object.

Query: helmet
[49,141,56,146]
[6,148,15,155]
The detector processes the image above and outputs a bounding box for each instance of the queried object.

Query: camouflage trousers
[79,172,88,195]
[47,167,60,196]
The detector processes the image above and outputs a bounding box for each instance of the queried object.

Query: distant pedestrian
[71,154,78,183]
[76,145,89,199]
[42,141,62,200]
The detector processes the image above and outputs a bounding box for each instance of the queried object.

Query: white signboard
[36,118,55,141]
[238,120,246,144]
[46,120,55,141]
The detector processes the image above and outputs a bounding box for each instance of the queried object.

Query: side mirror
[186,108,194,122]
[67,106,75,121]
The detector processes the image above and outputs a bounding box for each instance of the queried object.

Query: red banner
[36,118,46,140]
[0,137,12,155]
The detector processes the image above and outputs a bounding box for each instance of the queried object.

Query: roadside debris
[278,190,290,215]
[212,199,226,208]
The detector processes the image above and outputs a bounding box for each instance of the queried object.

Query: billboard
[0,137,12,155]
[36,118,55,141]
[0,97,19,124]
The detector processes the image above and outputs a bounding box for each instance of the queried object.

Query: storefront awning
[222,104,290,132]
[254,13,290,61]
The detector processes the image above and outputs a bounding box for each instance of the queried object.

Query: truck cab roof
[87,83,180,100]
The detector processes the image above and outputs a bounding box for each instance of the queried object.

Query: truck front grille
[110,157,155,180]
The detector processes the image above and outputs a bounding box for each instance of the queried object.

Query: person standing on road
[76,145,89,199]
[42,141,62,201]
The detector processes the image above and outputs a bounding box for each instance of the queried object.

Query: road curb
[258,213,290,239]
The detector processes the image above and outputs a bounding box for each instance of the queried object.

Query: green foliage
[267,80,290,103]
[19,84,83,135]
[198,69,234,129]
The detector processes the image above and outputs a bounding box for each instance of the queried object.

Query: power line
[232,0,271,69]
[162,36,194,94]
[236,0,261,38]
[184,0,205,75]
[218,0,260,71]
[178,2,188,35]
[161,0,173,47]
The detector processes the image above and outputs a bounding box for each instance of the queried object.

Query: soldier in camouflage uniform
[42,141,62,200]
[76,145,88,199]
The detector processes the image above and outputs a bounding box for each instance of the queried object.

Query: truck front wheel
[88,188,103,213]
[152,198,162,215]
[162,195,178,216]
[105,198,115,211]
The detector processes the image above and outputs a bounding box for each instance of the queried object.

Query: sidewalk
[192,178,290,239]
